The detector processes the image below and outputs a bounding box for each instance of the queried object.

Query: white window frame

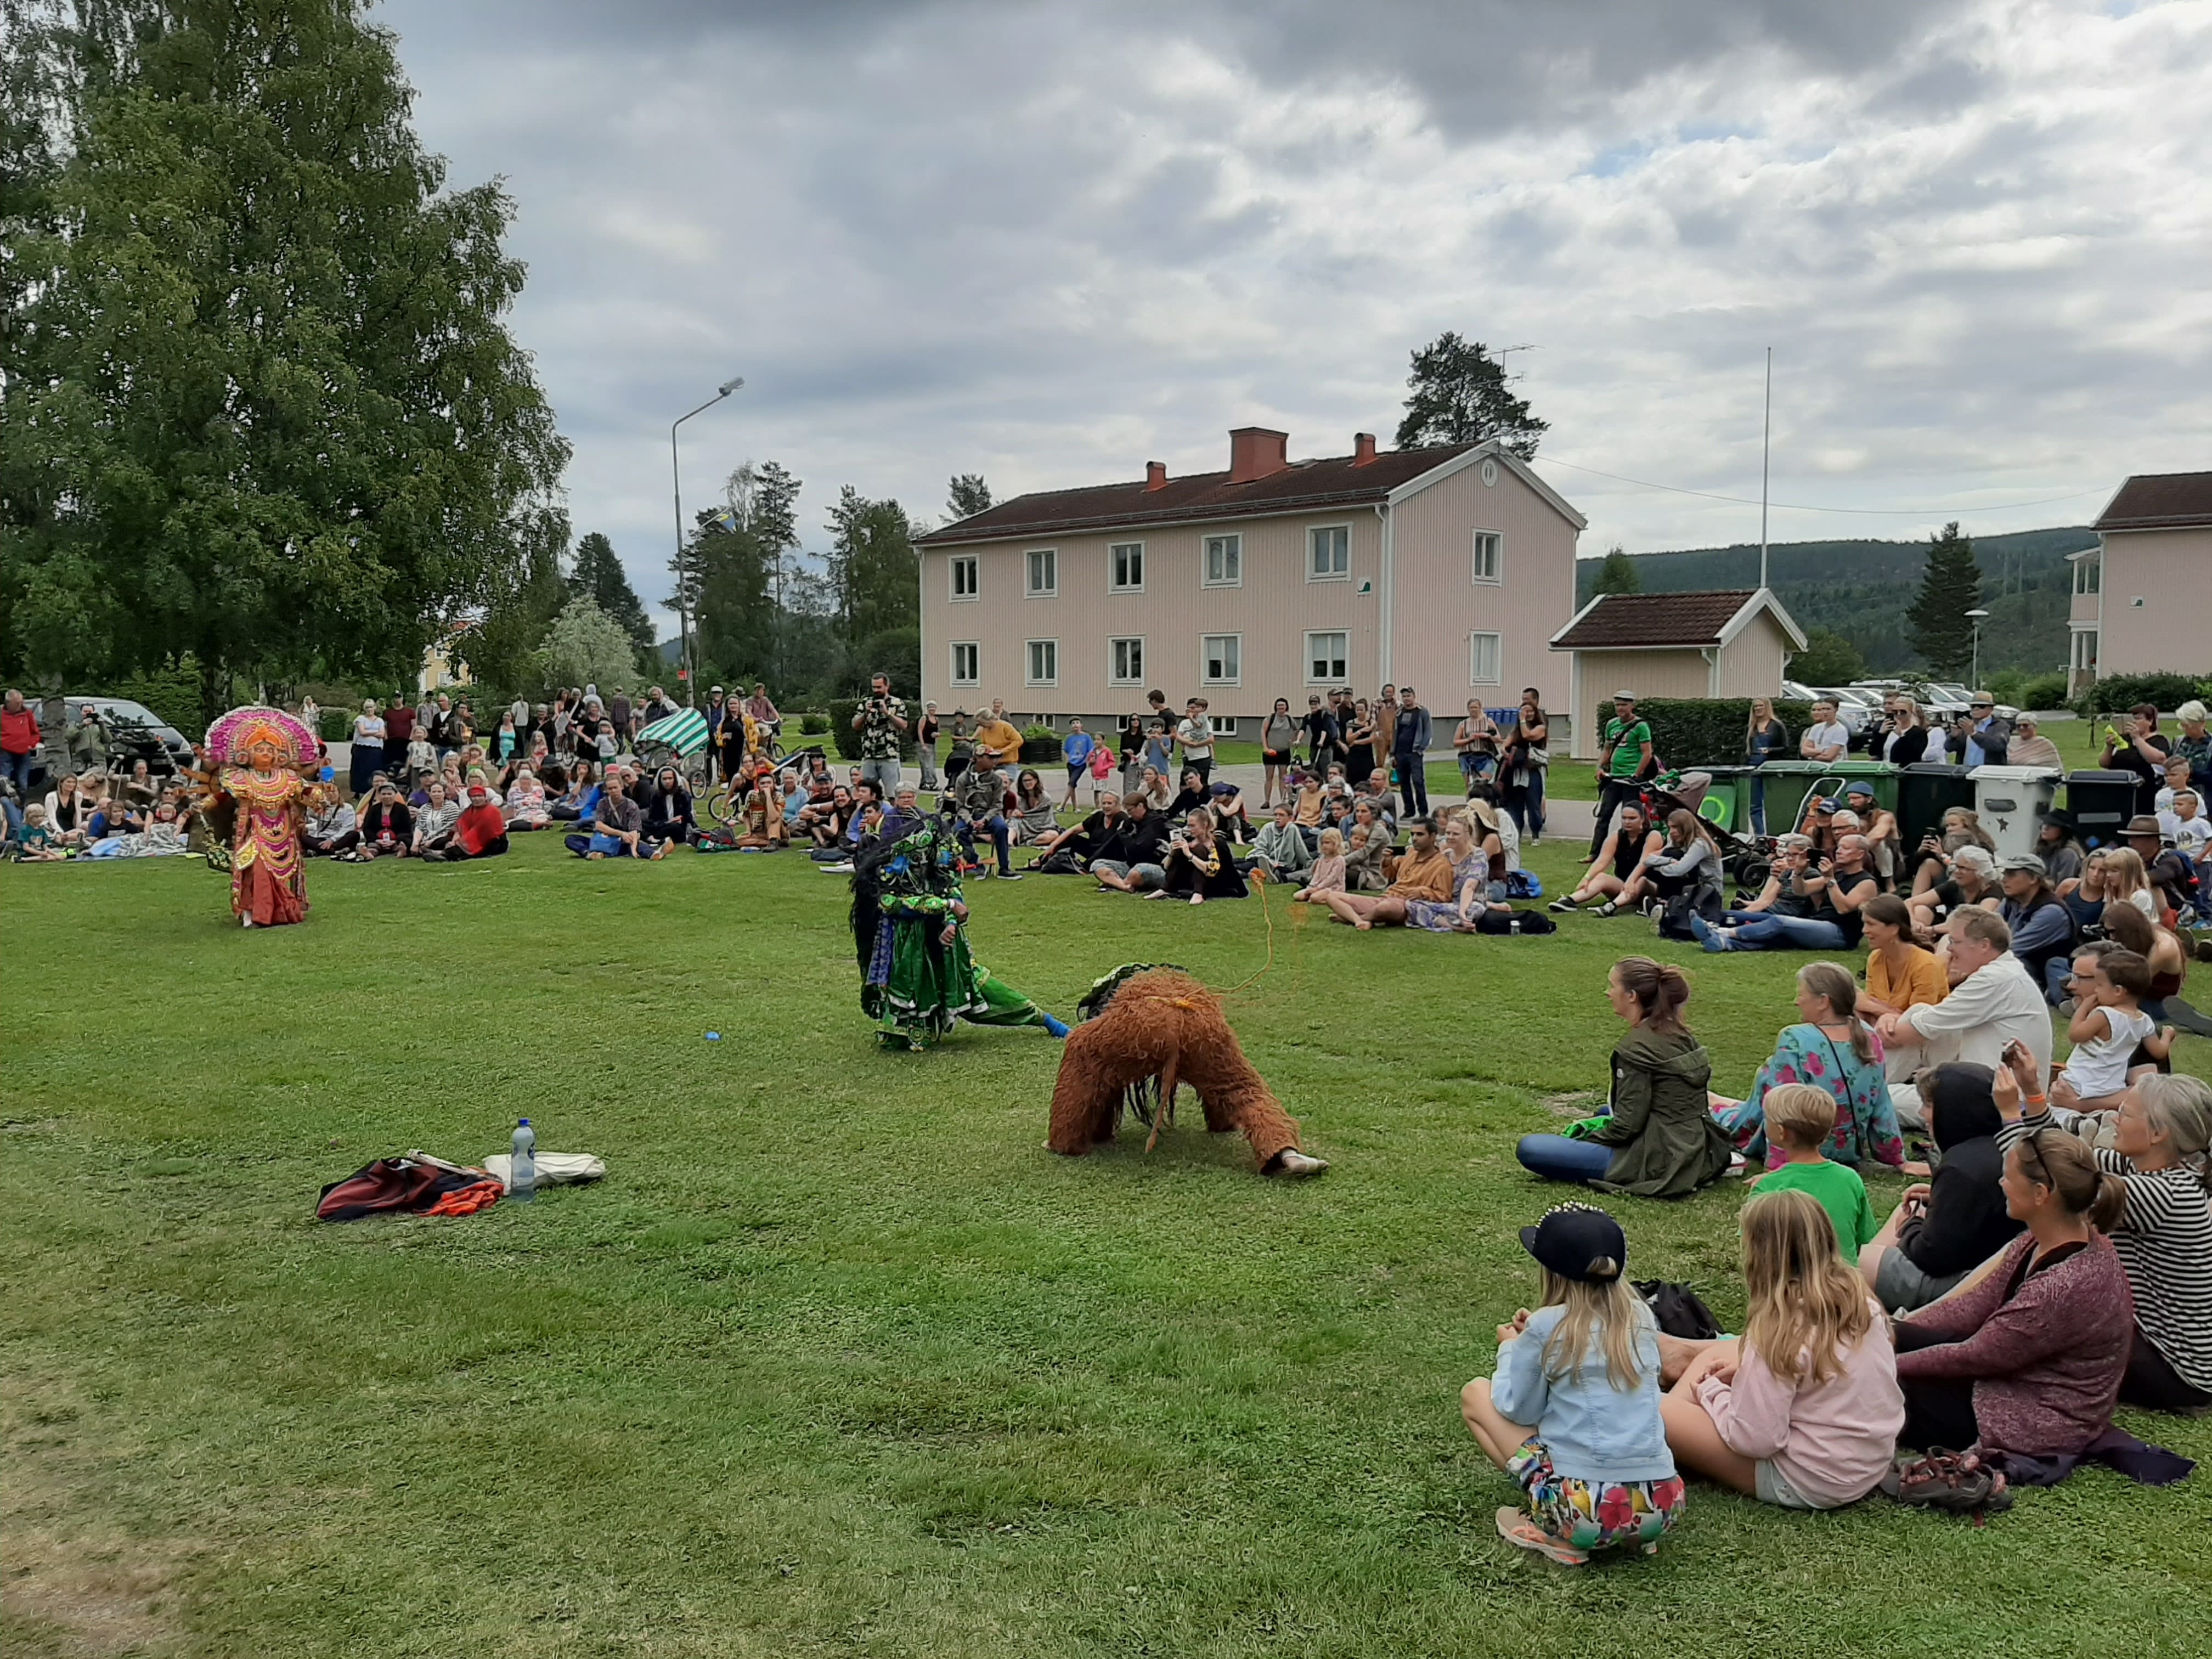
[1200,633,1243,686]
[1211,715,1242,738]
[1025,638,1059,687]
[1108,636,1145,686]
[950,641,979,685]
[1109,540,1146,593]
[1202,533,1243,588]
[1025,547,1057,598]
[1307,523,1351,582]
[1469,630,1503,686]
[1304,630,1348,685]
[2074,556,2100,596]
[949,555,979,602]
[1471,529,1503,585]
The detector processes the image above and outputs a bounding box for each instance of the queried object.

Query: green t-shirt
[1603,717,1651,780]
[1752,1159,1878,1263]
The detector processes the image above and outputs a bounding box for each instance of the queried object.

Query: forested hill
[1575,526,2095,674]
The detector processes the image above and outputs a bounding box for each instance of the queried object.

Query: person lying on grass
[1660,1188,1903,1512]
[1459,1203,1684,1566]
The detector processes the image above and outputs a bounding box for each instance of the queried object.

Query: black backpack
[1634,1280,1721,1341]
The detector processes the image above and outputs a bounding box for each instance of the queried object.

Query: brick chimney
[1352,431,1376,466]
[1227,426,1289,484]
[1145,460,1167,491]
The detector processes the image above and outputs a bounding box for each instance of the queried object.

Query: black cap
[1519,1203,1628,1283]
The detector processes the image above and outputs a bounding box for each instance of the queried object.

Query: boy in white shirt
[2156,787,2209,861]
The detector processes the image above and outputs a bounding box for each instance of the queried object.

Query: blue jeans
[0,748,33,795]
[1720,913,1845,951]
[1516,1134,1614,1183]
[958,812,1012,873]
[1396,751,1428,817]
[1748,757,1771,836]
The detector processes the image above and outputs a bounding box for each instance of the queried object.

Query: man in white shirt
[1876,907,2053,1129]
[1177,698,1216,786]
[1800,698,1850,764]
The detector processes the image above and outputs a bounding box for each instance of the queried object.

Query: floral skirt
[1508,1436,1685,1554]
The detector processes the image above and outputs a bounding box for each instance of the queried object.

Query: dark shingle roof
[1551,590,1758,650]
[914,442,1480,545]
[2095,471,2212,532]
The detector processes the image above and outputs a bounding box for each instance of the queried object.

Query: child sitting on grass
[2053,947,2168,1110]
[1459,1203,1683,1566]
[1293,827,1346,902]
[14,803,67,860]
[1661,1189,1903,1510]
[1748,1084,1880,1264]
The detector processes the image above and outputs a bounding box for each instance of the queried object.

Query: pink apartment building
[2068,470,2212,695]
[911,428,1587,731]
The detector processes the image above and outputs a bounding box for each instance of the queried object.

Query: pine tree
[1591,548,1640,596]
[1908,522,1980,678]
[825,487,918,647]
[568,533,656,661]
[946,473,992,521]
[1393,331,1547,458]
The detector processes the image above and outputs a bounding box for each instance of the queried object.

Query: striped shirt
[2003,1107,2212,1392]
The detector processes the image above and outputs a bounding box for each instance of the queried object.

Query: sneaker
[1593,900,1620,918]
[1639,896,1661,917]
[1495,1506,1588,1566]
[1690,914,1728,953]
[820,860,854,873]
[1548,895,1580,913]
[1265,1149,1329,1178]
[997,870,1023,882]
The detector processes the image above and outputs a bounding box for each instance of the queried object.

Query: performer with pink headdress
[202,705,317,928]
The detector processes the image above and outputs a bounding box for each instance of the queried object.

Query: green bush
[2014,671,2071,712]
[798,712,829,736]
[826,698,917,762]
[1019,724,1063,764]
[318,708,356,743]
[2072,672,2211,717]
[1630,698,1815,769]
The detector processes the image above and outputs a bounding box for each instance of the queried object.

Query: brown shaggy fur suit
[1045,969,1301,1169]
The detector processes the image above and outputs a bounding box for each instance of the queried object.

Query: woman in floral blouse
[1712,961,1905,1172]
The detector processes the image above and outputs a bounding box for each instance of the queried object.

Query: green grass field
[4,833,2208,1658]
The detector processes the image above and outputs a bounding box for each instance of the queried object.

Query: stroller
[1630,769,1777,891]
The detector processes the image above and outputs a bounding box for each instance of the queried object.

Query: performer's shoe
[1265,1149,1329,1178]
[1040,1012,1070,1038]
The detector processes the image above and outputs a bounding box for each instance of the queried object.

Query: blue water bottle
[510,1118,537,1204]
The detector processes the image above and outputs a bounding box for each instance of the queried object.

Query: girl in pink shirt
[1660,1188,1905,1508]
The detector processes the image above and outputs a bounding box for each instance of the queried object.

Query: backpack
[1657,885,1723,941]
[1633,1280,1721,1341]
[1474,908,1556,935]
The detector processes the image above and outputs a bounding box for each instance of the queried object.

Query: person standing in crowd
[850,672,909,798]
[606,686,632,742]
[1260,698,1299,810]
[1176,697,1216,786]
[1117,709,1147,798]
[1961,692,2013,769]
[1301,693,1339,775]
[2,690,42,795]
[380,693,414,780]
[1741,696,1788,834]
[704,686,731,780]
[973,701,1022,772]
[2169,699,2211,792]
[348,701,385,798]
[1589,691,1653,861]
[1502,687,1548,845]
[744,683,780,751]
[1393,685,1432,819]
[1871,693,1929,767]
[1342,697,1378,790]
[916,702,941,794]
[2007,715,2063,769]
[1060,719,1096,810]
[2102,703,2174,814]
[1454,698,1499,791]
[1800,697,1849,765]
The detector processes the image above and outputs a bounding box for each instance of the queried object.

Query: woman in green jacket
[1518,957,1736,1197]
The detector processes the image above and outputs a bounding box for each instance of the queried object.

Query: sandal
[1495,1506,1588,1566]
[1879,1447,2012,1516]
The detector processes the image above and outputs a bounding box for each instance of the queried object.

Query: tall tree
[538,597,640,694]
[945,473,992,522]
[0,0,569,720]
[824,487,918,649]
[1908,522,1980,678]
[1591,548,1641,596]
[1393,331,1547,458]
[568,532,655,661]
[1791,625,1866,686]
[458,503,570,698]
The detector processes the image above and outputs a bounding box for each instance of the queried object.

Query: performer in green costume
[849,817,1068,1049]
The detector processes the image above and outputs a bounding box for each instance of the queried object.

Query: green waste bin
[1745,760,1898,837]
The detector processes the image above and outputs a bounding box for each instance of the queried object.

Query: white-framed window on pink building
[1026,639,1059,686]
[1203,534,1242,587]
[1109,636,1144,684]
[1471,531,1502,585]
[950,555,979,601]
[1308,524,1350,580]
[1201,634,1242,685]
[1469,631,1502,685]
[950,642,979,685]
[1305,630,1347,683]
[1025,548,1057,597]
[1109,541,1144,592]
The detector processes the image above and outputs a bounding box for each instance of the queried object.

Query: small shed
[1549,588,1806,759]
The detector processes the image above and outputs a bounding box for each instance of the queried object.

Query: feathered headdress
[205,705,317,769]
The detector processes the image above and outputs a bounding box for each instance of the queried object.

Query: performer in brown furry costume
[1046,964,1327,1177]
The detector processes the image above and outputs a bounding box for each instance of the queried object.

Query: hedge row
[2071,671,2211,718]
[1624,699,1815,770]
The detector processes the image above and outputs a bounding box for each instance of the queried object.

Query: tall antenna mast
[1759,347,1772,591]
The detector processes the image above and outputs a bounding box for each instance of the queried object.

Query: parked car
[1806,686,1881,736]
[25,697,199,794]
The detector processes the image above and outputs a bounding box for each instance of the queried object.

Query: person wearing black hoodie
[1858,1062,2023,1311]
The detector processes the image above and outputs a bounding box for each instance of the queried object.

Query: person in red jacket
[437,784,510,862]
[1,689,41,795]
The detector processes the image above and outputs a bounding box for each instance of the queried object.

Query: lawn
[4,836,2209,1658]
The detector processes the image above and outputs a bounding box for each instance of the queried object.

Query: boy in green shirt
[1749,1084,1878,1262]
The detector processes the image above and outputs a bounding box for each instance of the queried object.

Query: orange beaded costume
[204,706,316,928]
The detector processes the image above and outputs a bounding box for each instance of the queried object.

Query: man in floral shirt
[850,671,909,797]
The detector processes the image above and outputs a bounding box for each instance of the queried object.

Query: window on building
[1109,541,1144,591]
[1026,639,1058,685]
[2072,630,2098,674]
[950,642,979,684]
[1308,524,1350,579]
[1471,531,1502,584]
[1025,548,1057,596]
[950,555,978,600]
[1211,716,1242,738]
[1109,636,1144,684]
[1305,630,1348,683]
[2074,556,2101,596]
[1203,534,1242,586]
[1201,634,1242,685]
[1469,631,1502,685]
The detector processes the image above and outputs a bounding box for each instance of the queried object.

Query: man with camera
[850,671,910,797]
[1691,833,1876,952]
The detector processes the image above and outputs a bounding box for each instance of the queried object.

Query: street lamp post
[672,376,744,707]
[1964,607,1991,690]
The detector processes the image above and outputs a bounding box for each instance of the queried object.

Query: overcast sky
[375,0,2211,620]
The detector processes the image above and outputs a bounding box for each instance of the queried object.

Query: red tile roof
[2095,471,2212,532]
[1551,590,1758,650]
[915,441,1481,545]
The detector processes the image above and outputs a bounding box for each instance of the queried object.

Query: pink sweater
[1695,1302,1905,1508]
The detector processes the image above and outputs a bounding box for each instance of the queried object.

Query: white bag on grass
[483,1151,607,1192]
